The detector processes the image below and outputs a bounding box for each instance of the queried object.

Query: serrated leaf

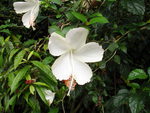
[11,66,30,94]
[128,69,148,80]
[72,12,87,23]
[14,50,26,69]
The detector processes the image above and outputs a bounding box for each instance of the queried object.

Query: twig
[62,93,66,113]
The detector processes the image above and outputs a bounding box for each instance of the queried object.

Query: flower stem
[67,76,74,96]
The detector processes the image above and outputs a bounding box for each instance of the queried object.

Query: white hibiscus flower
[13,0,40,30]
[48,27,104,95]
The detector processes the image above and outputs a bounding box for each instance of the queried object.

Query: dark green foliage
[0,0,150,113]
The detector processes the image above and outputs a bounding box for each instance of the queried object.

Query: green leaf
[36,87,48,105]
[33,82,49,88]
[0,54,3,67]
[5,95,17,111]
[0,29,11,34]
[48,26,62,35]
[147,67,150,77]
[119,43,127,53]
[0,36,5,46]
[128,83,140,89]
[121,0,145,15]
[11,66,30,93]
[129,96,144,113]
[50,0,62,5]
[113,89,129,107]
[9,48,20,61]
[31,61,57,84]
[29,85,35,95]
[114,55,120,64]
[42,56,54,65]
[128,69,148,80]
[27,51,34,60]
[14,50,26,69]
[8,73,15,87]
[88,17,109,25]
[72,12,87,23]
[48,107,59,113]
[108,42,119,52]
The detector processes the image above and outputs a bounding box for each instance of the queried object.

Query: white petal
[74,42,104,63]
[13,2,34,14]
[22,11,31,28]
[48,32,71,56]
[66,27,89,49]
[51,53,72,81]
[45,90,55,105]
[30,2,40,22]
[72,57,92,85]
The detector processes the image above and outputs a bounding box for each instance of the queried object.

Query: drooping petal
[72,57,92,85]
[13,2,34,14]
[30,2,40,30]
[44,89,55,106]
[74,42,104,63]
[51,53,72,81]
[22,11,31,28]
[66,27,89,49]
[48,32,71,56]
[30,3,39,21]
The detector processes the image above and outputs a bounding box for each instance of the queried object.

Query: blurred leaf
[128,69,148,80]
[0,29,11,34]
[121,0,145,15]
[50,0,62,5]
[127,83,140,89]
[0,36,5,46]
[0,54,3,67]
[29,85,35,95]
[11,66,30,93]
[14,50,26,69]
[147,67,150,77]
[36,87,48,105]
[114,55,120,64]
[42,56,54,65]
[31,61,57,84]
[27,51,34,60]
[33,82,49,88]
[129,96,144,113]
[48,107,59,113]
[108,42,119,52]
[113,89,129,107]
[9,48,20,61]
[72,12,87,23]
[5,95,17,111]
[88,17,109,25]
